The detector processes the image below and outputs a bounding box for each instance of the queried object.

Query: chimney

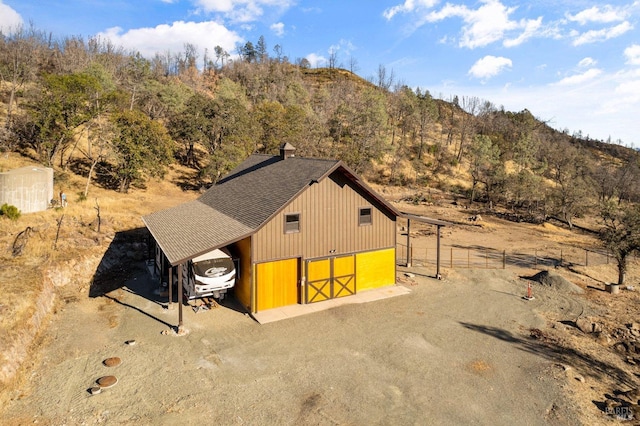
[279,142,296,160]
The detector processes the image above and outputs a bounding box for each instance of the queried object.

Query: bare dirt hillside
[1,183,639,425]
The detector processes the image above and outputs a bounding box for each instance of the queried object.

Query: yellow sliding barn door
[306,255,356,303]
[256,258,299,311]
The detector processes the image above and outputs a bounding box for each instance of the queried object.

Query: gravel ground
[1,264,583,425]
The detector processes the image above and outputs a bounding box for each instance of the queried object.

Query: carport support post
[168,266,173,309]
[406,218,412,267]
[436,225,442,279]
[177,263,184,333]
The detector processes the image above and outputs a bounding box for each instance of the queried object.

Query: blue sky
[1,0,639,145]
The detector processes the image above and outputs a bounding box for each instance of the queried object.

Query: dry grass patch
[0,155,200,391]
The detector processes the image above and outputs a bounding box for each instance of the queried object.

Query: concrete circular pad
[103,357,122,367]
[97,375,118,388]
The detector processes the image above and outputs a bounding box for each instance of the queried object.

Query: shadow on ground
[460,321,639,417]
[89,227,249,321]
[89,227,151,298]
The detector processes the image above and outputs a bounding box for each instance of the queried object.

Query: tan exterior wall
[253,172,395,263]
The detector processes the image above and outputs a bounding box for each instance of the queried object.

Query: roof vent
[279,143,296,160]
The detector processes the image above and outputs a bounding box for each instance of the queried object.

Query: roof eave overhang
[399,212,450,227]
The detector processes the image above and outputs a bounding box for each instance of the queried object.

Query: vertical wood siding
[253,172,395,262]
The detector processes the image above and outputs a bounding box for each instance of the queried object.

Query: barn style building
[143,144,401,318]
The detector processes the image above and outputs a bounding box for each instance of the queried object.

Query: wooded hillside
[1,27,639,226]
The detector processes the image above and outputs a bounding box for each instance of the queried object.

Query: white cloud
[503,17,542,47]
[614,79,640,101]
[468,55,512,80]
[566,5,629,25]
[616,76,640,93]
[578,57,597,68]
[329,39,355,56]
[599,69,640,115]
[553,68,603,86]
[625,44,640,65]
[383,0,439,20]
[386,0,555,49]
[0,1,23,33]
[305,53,326,67]
[97,20,243,59]
[572,21,633,46]
[270,22,285,36]
[194,0,295,23]
[425,0,546,49]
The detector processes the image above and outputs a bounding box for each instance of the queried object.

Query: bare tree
[273,44,283,62]
[122,53,150,110]
[214,45,229,68]
[376,64,394,90]
[0,24,46,128]
[328,47,338,69]
[348,56,359,74]
[455,96,481,162]
[415,88,438,160]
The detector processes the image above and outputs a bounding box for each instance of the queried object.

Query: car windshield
[193,257,234,277]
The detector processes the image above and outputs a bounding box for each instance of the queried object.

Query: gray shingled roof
[198,154,339,228]
[142,200,253,265]
[144,153,402,265]
[144,154,340,265]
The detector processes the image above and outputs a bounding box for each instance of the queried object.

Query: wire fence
[396,243,615,270]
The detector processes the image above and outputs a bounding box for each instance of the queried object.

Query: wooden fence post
[503,250,506,269]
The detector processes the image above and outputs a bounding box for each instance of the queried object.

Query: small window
[284,213,300,233]
[359,207,372,226]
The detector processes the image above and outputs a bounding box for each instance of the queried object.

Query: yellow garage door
[356,248,396,291]
[333,255,356,298]
[306,258,332,303]
[256,258,299,311]
[306,255,356,303]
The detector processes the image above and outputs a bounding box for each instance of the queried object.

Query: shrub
[0,203,21,220]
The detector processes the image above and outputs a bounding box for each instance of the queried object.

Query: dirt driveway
[1,261,586,425]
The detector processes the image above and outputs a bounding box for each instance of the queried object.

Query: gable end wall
[253,173,395,263]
